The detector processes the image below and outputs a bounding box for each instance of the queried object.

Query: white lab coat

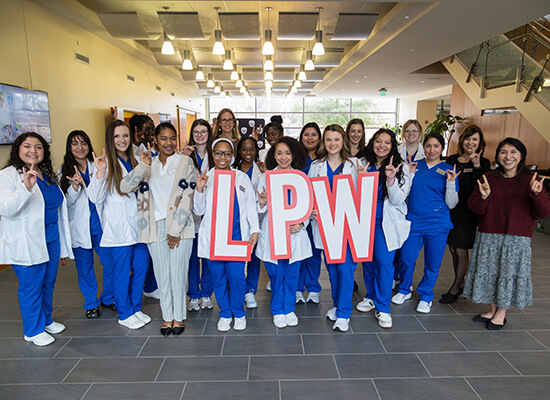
[193,168,260,259]
[254,171,312,264]
[0,166,73,266]
[397,143,425,162]
[307,158,358,250]
[87,159,138,247]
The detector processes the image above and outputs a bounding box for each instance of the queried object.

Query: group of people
[0,107,548,346]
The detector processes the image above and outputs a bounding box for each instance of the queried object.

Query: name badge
[463,168,473,173]
[436,168,446,175]
[239,185,246,193]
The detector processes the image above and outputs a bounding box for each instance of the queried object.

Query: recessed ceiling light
[340,89,344,91]
[410,49,415,52]
[420,80,425,83]
[364,76,367,78]
[355,80,359,83]
[404,15,410,19]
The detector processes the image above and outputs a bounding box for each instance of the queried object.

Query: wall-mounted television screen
[0,83,52,144]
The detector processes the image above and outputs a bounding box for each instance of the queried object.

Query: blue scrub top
[367,164,384,222]
[326,160,343,190]
[302,155,315,175]
[81,165,102,235]
[118,156,132,173]
[36,173,63,243]
[407,149,418,161]
[244,165,253,180]
[196,151,204,170]
[407,159,458,233]
[232,190,242,241]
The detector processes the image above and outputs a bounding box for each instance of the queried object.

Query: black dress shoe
[172,323,185,336]
[160,323,172,337]
[487,318,507,330]
[472,314,491,323]
[439,291,460,304]
[100,302,117,311]
[86,307,101,318]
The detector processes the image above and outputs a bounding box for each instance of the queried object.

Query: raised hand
[384,156,401,182]
[257,160,266,173]
[257,187,267,208]
[93,148,107,179]
[477,175,491,199]
[182,143,195,156]
[530,172,546,195]
[356,159,368,174]
[22,164,38,191]
[140,142,153,166]
[406,155,418,174]
[252,124,262,141]
[196,170,209,193]
[469,152,481,168]
[167,234,181,249]
[446,165,461,182]
[67,165,84,191]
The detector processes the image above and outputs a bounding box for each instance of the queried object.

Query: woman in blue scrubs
[0,132,73,346]
[392,133,459,313]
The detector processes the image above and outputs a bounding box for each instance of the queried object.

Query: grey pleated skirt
[463,232,532,309]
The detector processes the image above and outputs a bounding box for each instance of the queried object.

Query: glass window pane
[304,98,350,112]
[304,113,350,129]
[209,97,255,113]
[351,113,396,128]
[284,128,301,139]
[257,97,303,113]
[257,113,303,130]
[352,98,397,113]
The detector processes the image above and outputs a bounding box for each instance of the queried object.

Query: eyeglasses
[219,118,234,124]
[213,150,233,158]
[193,129,208,136]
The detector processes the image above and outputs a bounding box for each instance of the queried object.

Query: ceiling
[36,0,550,99]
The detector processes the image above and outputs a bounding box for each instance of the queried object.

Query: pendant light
[264,55,274,70]
[223,50,233,70]
[298,64,307,81]
[230,65,239,80]
[312,8,325,56]
[304,50,315,71]
[195,68,205,81]
[161,31,175,55]
[207,73,215,88]
[262,7,275,55]
[264,70,274,81]
[182,49,193,70]
[212,7,225,55]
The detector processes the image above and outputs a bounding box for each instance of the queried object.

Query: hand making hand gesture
[384,156,401,185]
[257,187,267,209]
[356,159,368,174]
[477,175,491,200]
[446,165,461,182]
[196,170,209,193]
[140,142,153,166]
[92,148,107,179]
[67,165,84,191]
[406,155,418,174]
[469,152,481,168]
[22,164,38,192]
[530,172,546,195]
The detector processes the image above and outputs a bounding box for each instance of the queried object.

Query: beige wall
[416,100,438,128]
[0,0,203,168]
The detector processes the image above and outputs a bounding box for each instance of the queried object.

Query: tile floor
[0,231,549,400]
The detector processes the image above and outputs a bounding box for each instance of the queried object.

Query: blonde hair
[212,108,240,141]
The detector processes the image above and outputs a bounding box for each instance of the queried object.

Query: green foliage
[424,111,464,136]
[383,123,403,144]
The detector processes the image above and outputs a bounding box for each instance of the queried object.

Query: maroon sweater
[468,170,550,238]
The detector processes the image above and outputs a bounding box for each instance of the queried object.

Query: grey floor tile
[449,300,524,315]
[249,355,338,380]
[293,303,323,317]
[419,352,520,377]
[378,332,466,353]
[276,316,340,334]
[223,334,303,355]
[0,359,79,383]
[126,318,206,336]
[281,379,379,400]
[467,376,550,400]
[55,337,147,358]
[454,331,547,351]
[52,292,85,306]
[503,314,550,330]
[0,337,70,358]
[83,382,184,400]
[64,357,164,383]
[157,356,248,381]
[0,321,24,337]
[183,381,279,400]
[56,320,129,337]
[140,336,224,356]
[0,294,22,307]
[202,317,277,335]
[0,306,22,320]
[500,351,550,375]
[528,331,550,349]
[374,378,479,400]
[335,354,429,378]
[523,299,550,313]
[53,305,115,320]
[302,333,384,354]
[416,315,491,331]
[351,315,426,333]
[0,384,90,400]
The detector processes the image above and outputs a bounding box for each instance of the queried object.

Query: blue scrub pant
[187,237,213,299]
[325,246,357,319]
[398,230,449,303]
[264,260,301,315]
[245,253,262,294]
[297,224,322,293]
[103,243,149,320]
[209,260,246,318]
[143,255,158,293]
[393,250,402,283]
[363,223,396,314]
[72,233,108,310]
[13,239,60,337]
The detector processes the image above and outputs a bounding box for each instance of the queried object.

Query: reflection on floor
[0,231,549,400]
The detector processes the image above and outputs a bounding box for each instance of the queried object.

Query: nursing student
[397,119,425,162]
[0,132,73,346]
[232,136,263,309]
[121,122,196,336]
[309,124,358,332]
[194,138,260,332]
[88,119,150,330]
[392,133,459,314]
[256,137,312,328]
[60,130,111,319]
[355,129,413,328]
[346,118,366,157]
[296,122,323,304]
[184,119,214,312]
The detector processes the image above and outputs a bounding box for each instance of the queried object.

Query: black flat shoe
[487,318,507,330]
[439,291,460,304]
[86,307,100,318]
[172,322,185,336]
[100,302,117,311]
[353,280,359,292]
[473,314,491,323]
[160,322,172,337]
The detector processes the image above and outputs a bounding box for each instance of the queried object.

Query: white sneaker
[325,307,337,321]
[45,321,66,334]
[143,289,160,299]
[188,298,200,311]
[391,292,412,305]
[285,312,298,326]
[245,292,257,309]
[296,292,306,304]
[201,297,214,309]
[306,292,320,304]
[217,317,232,332]
[266,280,272,292]
[233,316,247,331]
[332,318,350,332]
[416,301,432,314]
[392,279,399,290]
[24,332,55,346]
[134,311,151,324]
[118,314,145,330]
[273,314,287,328]
[375,311,393,328]
[356,298,375,313]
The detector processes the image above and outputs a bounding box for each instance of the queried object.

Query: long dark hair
[232,136,259,169]
[129,114,153,145]
[361,128,404,200]
[188,119,213,171]
[495,137,527,177]
[346,118,366,151]
[265,136,307,171]
[105,119,137,197]
[60,130,95,193]
[299,122,321,158]
[6,132,58,184]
